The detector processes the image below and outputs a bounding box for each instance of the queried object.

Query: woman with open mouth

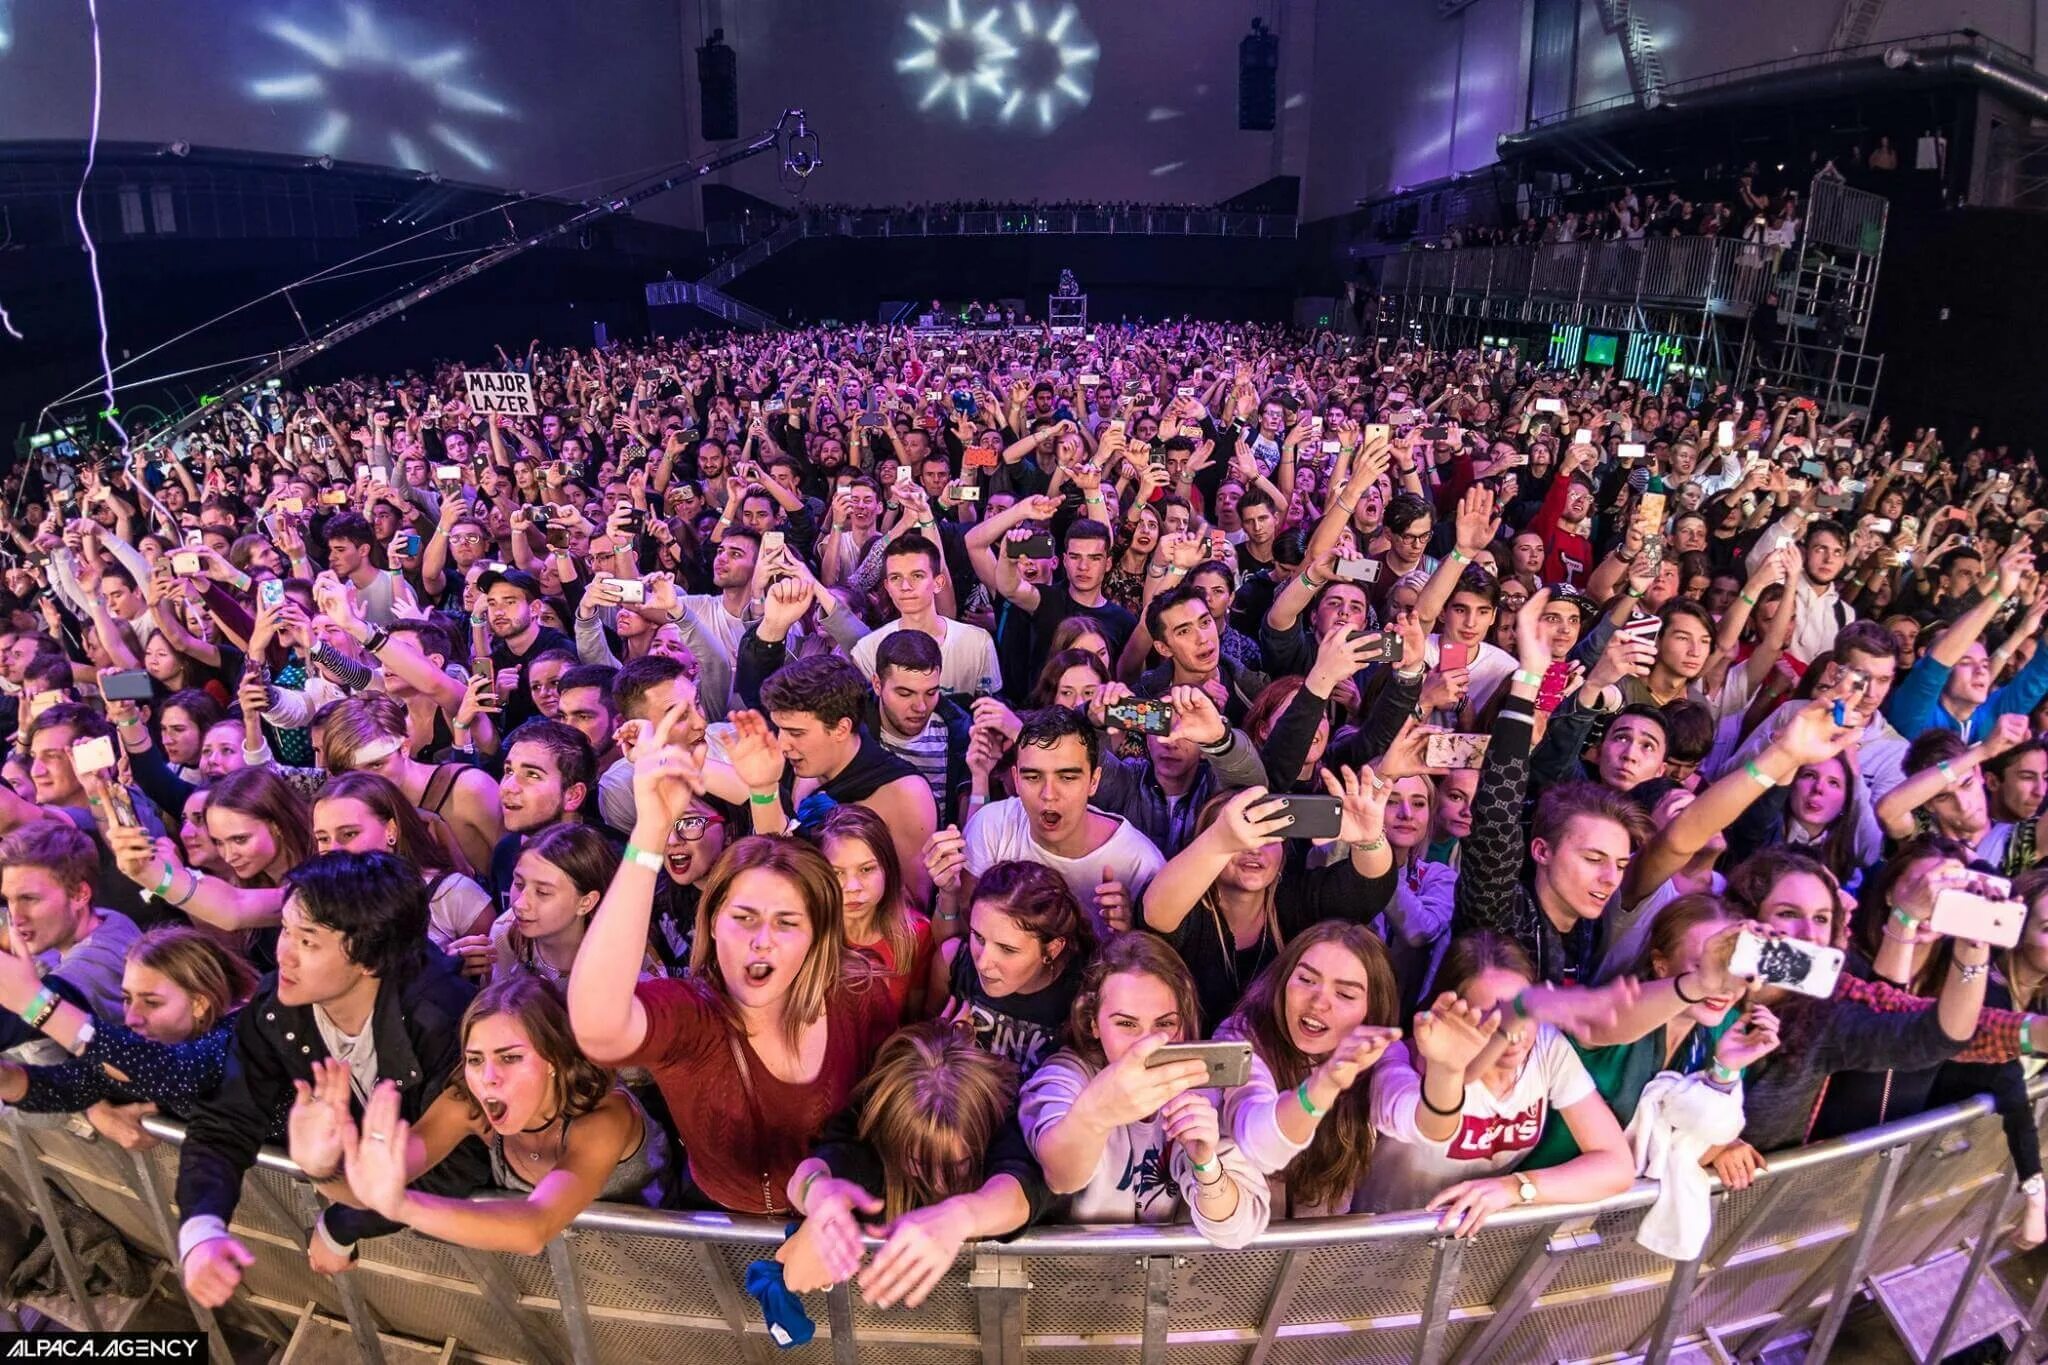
[646,798,728,974]
[295,975,672,1254]
[568,706,900,1215]
[491,825,658,987]
[926,861,1096,1076]
[1216,924,1404,1219]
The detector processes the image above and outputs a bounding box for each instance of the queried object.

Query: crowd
[0,319,2044,1323]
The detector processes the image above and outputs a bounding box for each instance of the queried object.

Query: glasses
[448,532,485,544]
[1393,528,1433,545]
[671,814,724,842]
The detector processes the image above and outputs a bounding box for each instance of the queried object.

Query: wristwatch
[1513,1172,1539,1204]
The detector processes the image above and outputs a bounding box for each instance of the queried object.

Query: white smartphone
[70,735,119,775]
[955,485,982,501]
[1869,518,1894,534]
[1618,442,1646,461]
[600,577,646,604]
[1335,557,1382,584]
[1729,930,1844,998]
[171,550,203,576]
[1929,881,2024,949]
[1321,440,1342,455]
[1534,397,1566,415]
[1716,421,1736,448]
[1572,427,1594,446]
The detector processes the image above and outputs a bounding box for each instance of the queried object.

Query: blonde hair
[129,926,259,1031]
[854,1022,1018,1220]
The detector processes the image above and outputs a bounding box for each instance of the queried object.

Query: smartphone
[319,489,349,506]
[955,485,983,502]
[1728,930,1844,997]
[1929,883,2024,949]
[1638,535,1665,576]
[171,550,203,576]
[1572,427,1594,446]
[600,576,647,604]
[401,532,422,557]
[1618,442,1646,461]
[1145,1040,1252,1090]
[1536,660,1572,714]
[1364,423,1391,444]
[1335,557,1382,585]
[1899,460,1926,475]
[1799,460,1828,479]
[895,465,914,487]
[1437,642,1471,675]
[98,778,140,830]
[1078,374,1101,387]
[1716,421,1736,448]
[280,496,306,515]
[1008,531,1056,560]
[98,668,153,703]
[259,579,287,610]
[434,465,463,485]
[1177,385,1195,399]
[858,411,887,429]
[1321,440,1343,455]
[1425,733,1490,769]
[70,735,119,777]
[1534,398,1566,415]
[1636,492,1667,529]
[761,531,787,559]
[1869,517,1894,534]
[1105,697,1174,735]
[1618,614,1664,647]
[1269,794,1344,840]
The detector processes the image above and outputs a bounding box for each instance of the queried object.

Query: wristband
[2024,1016,2036,1058]
[1299,572,1324,591]
[1743,760,1777,790]
[1355,836,1388,853]
[1889,905,1919,930]
[152,868,176,901]
[1513,669,1542,688]
[20,987,59,1031]
[1989,585,2008,604]
[1709,1061,1741,1086]
[1295,1080,1323,1118]
[1626,585,1646,598]
[622,843,664,872]
[115,715,143,729]
[1938,759,1959,788]
[1672,974,1705,1004]
[1740,590,1759,607]
[1447,549,1470,565]
[1510,992,1530,1019]
[749,791,778,806]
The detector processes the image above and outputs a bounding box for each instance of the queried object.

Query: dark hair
[1016,705,1100,770]
[1853,835,1975,992]
[161,688,224,736]
[1068,932,1202,1069]
[760,654,871,731]
[1659,597,1714,637]
[1532,779,1655,849]
[1802,517,1849,548]
[283,850,431,979]
[1832,620,1898,670]
[1386,493,1434,535]
[1237,487,1280,520]
[503,719,597,798]
[1448,566,1500,606]
[1660,698,1715,766]
[1985,738,2047,782]
[875,628,942,680]
[611,654,690,722]
[1063,517,1112,551]
[1436,931,1537,995]
[26,701,116,751]
[322,512,376,551]
[208,765,317,886]
[0,821,99,893]
[556,663,619,714]
[1029,648,1109,708]
[881,534,943,575]
[1143,584,1209,644]
[1606,703,1670,749]
[1903,728,1969,778]
[389,619,454,663]
[453,976,613,1128]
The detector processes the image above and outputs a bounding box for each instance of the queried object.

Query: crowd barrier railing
[2,1079,2043,1365]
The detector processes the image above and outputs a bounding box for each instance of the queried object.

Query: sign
[463,370,536,416]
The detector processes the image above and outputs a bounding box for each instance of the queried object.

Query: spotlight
[1883,45,1914,69]
[315,154,335,171]
[160,140,191,157]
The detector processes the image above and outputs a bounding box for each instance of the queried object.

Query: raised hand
[1410,992,1496,1075]
[1323,764,1390,848]
[286,1058,354,1179]
[725,710,788,794]
[1094,868,1132,936]
[1077,1032,1208,1130]
[1714,1002,1781,1071]
[1312,1024,1402,1094]
[923,826,969,892]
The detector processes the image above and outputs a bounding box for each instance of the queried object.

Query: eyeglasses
[1392,528,1433,545]
[671,814,724,841]
[448,532,485,544]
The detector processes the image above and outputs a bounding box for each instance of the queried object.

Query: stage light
[897,0,1096,132]
[246,5,516,175]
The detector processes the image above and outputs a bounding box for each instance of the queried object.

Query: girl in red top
[569,710,895,1214]
[817,805,934,1025]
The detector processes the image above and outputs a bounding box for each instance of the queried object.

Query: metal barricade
[2,1081,2041,1364]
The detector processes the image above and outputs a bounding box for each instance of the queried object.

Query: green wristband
[749,791,778,806]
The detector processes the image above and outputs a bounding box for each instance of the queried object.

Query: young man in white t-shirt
[850,534,1001,696]
[955,707,1163,937]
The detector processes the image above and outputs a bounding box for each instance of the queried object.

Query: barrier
[1381,237,1769,315]
[3,1079,2044,1364]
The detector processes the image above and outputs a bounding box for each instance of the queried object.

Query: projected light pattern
[245,3,516,174]
[897,0,1097,132]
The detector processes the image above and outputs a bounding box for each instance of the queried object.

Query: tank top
[945,939,1081,1076]
[486,1090,673,1208]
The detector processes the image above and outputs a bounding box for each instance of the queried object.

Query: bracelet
[1299,572,1324,591]
[622,843,664,872]
[1673,974,1706,1004]
[1889,905,1918,930]
[1513,669,1543,688]
[1191,1163,1226,1190]
[152,868,176,901]
[1295,1080,1323,1117]
[1955,959,1989,983]
[797,1169,821,1212]
[169,869,205,908]
[20,987,59,1031]
[1743,760,1777,790]
[1447,549,1470,565]
[1938,759,1959,788]
[1626,585,1646,598]
[1709,1061,1742,1086]
[748,791,778,806]
[1740,590,1759,607]
[1989,586,2007,603]
[1355,836,1388,853]
[1420,1088,1464,1119]
[115,714,144,729]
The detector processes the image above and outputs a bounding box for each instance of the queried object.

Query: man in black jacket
[178,852,484,1309]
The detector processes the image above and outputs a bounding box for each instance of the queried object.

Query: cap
[1548,584,1600,620]
[475,566,543,602]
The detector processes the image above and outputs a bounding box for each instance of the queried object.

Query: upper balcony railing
[1380,234,1774,314]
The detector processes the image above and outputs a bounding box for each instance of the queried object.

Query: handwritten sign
[462,370,536,416]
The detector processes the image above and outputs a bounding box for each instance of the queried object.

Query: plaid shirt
[1834,973,2024,1065]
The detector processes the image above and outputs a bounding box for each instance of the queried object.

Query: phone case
[1106,700,1173,736]
[1275,795,1344,840]
[1424,733,1490,769]
[1536,661,1572,714]
[1729,931,1844,997]
[1144,1041,1253,1090]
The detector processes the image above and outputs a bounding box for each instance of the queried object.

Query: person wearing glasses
[649,799,730,973]
[1369,495,1438,616]
[420,503,493,612]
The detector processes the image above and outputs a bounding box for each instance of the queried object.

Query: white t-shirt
[963,797,1165,910]
[1426,635,1519,715]
[850,617,1002,696]
[1355,1029,1596,1214]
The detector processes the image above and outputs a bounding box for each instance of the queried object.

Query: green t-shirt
[1522,1009,1737,1170]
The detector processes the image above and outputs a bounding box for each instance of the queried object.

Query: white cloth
[962,797,1165,909]
[849,616,1003,696]
[1627,1071,1745,1261]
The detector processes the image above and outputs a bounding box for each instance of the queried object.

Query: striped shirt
[880,714,952,810]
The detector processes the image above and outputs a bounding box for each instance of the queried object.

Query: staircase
[644,278,780,331]
[1596,0,1668,108]
[1829,0,1889,51]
